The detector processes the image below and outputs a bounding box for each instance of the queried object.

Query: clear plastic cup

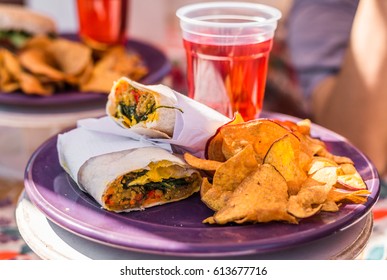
[176,2,281,120]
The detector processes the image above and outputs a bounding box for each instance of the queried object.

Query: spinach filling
[121,171,193,192]
[104,169,199,210]
[120,170,148,188]
[119,101,155,123]
[118,102,183,124]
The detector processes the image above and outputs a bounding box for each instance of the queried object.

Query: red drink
[183,38,273,120]
[76,0,129,50]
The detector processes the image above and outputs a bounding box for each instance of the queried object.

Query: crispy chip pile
[184,117,370,225]
[0,35,148,95]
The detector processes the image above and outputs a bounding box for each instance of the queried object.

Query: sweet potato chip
[194,116,370,226]
[202,189,234,213]
[205,132,226,162]
[220,119,296,162]
[296,119,312,135]
[80,46,148,93]
[327,188,370,204]
[47,38,92,76]
[1,48,21,78]
[19,48,65,81]
[0,48,52,94]
[321,200,340,212]
[66,60,94,86]
[2,35,148,95]
[80,70,120,92]
[274,119,311,136]
[204,164,297,225]
[110,48,148,80]
[307,156,338,175]
[336,173,367,190]
[200,177,213,197]
[22,35,53,50]
[183,153,222,171]
[317,147,354,165]
[263,134,306,195]
[213,144,258,191]
[0,49,19,92]
[339,163,357,175]
[205,112,244,162]
[202,144,258,211]
[19,72,53,95]
[310,166,339,186]
[287,184,332,218]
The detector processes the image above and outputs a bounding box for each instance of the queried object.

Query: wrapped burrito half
[106,77,181,138]
[78,146,202,212]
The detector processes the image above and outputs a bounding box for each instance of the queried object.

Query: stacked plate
[18,113,380,259]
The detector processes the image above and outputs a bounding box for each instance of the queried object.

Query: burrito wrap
[106,77,178,138]
[78,146,202,212]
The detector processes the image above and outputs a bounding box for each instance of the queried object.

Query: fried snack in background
[0,35,148,95]
[80,46,148,93]
[185,118,370,225]
[0,48,52,95]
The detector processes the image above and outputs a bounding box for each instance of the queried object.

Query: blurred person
[286,0,387,178]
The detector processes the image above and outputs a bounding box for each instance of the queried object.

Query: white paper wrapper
[57,127,171,187]
[79,83,231,158]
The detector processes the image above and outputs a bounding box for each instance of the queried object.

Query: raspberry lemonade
[176,2,281,120]
[183,38,273,120]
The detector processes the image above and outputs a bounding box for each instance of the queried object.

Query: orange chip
[197,116,370,225]
[220,118,297,162]
[22,35,53,50]
[206,164,298,225]
[205,112,244,162]
[213,144,258,191]
[310,166,339,186]
[19,72,53,95]
[47,38,92,76]
[321,200,340,212]
[263,134,306,195]
[287,184,332,218]
[0,50,19,92]
[202,144,258,211]
[336,173,367,190]
[307,156,338,175]
[19,48,65,81]
[183,153,222,171]
[327,188,370,204]
[200,177,213,197]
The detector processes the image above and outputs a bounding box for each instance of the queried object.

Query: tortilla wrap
[78,146,202,212]
[106,77,179,138]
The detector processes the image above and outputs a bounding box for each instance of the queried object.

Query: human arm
[312,0,387,175]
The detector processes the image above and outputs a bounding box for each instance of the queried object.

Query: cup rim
[176,1,282,27]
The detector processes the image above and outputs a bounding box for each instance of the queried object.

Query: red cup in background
[76,0,129,50]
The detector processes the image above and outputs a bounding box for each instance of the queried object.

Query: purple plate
[24,114,380,257]
[0,35,171,107]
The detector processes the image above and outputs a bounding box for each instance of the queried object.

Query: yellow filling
[113,80,158,127]
[102,160,201,211]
